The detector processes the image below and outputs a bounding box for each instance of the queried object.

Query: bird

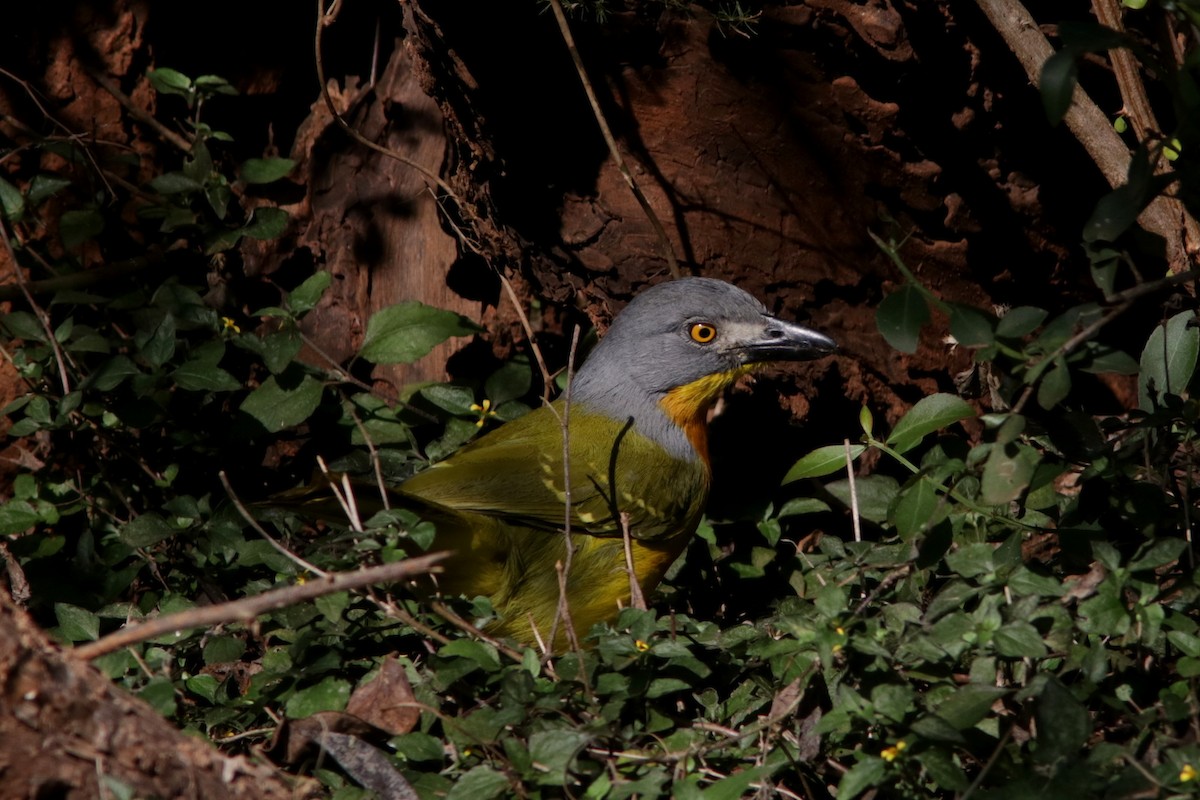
[383,277,837,648]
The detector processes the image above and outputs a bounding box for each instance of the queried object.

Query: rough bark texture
[0,587,315,800]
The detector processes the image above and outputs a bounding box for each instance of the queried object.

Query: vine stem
[546,0,683,279]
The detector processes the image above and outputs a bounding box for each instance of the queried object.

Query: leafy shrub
[3,9,1200,798]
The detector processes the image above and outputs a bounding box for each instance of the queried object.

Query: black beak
[740,316,838,364]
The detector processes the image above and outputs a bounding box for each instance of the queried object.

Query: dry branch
[74,554,446,660]
[978,0,1197,271]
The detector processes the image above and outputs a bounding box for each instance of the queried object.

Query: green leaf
[139,677,177,718]
[240,372,324,433]
[527,730,589,786]
[60,208,105,248]
[948,304,996,347]
[445,766,510,800]
[936,684,1009,729]
[1127,538,1187,572]
[1040,50,1079,125]
[149,172,202,195]
[288,271,332,315]
[147,67,193,97]
[0,176,26,219]
[119,513,176,548]
[697,766,773,800]
[0,500,41,535]
[485,358,533,406]
[876,284,929,354]
[886,393,975,454]
[2,311,46,342]
[995,306,1048,338]
[891,477,940,541]
[980,442,1040,505]
[240,157,296,184]
[993,622,1048,659]
[1036,357,1071,409]
[837,757,888,800]
[782,444,865,482]
[27,174,72,205]
[203,635,247,665]
[825,475,899,524]
[1084,148,1173,243]
[260,327,303,374]
[777,497,832,517]
[285,676,351,718]
[393,732,445,762]
[1034,677,1090,764]
[55,602,100,642]
[646,677,692,698]
[242,206,288,240]
[439,639,502,670]
[89,355,139,391]
[1139,310,1199,410]
[172,359,241,392]
[360,302,479,365]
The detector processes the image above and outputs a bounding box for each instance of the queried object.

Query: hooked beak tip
[743,318,838,363]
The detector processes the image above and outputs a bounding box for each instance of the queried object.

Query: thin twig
[844,439,862,543]
[621,511,648,610]
[219,470,329,577]
[555,559,595,700]
[428,600,525,664]
[0,254,159,301]
[1010,300,1133,414]
[546,0,682,279]
[317,455,363,531]
[74,553,447,660]
[550,326,582,648]
[85,67,192,154]
[340,391,392,511]
[0,216,71,395]
[497,270,556,403]
[314,0,459,199]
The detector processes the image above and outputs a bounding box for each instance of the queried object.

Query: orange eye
[689,323,717,344]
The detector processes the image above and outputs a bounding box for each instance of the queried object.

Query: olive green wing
[397,404,707,541]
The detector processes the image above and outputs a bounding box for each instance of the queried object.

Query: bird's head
[571,278,836,457]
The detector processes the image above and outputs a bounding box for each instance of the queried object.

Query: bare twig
[546,0,682,279]
[550,325,582,648]
[0,216,72,395]
[621,512,648,610]
[85,67,193,154]
[315,0,459,199]
[427,600,526,663]
[74,553,447,660]
[844,439,862,543]
[0,254,159,301]
[218,470,329,577]
[340,391,392,511]
[976,0,1197,271]
[497,270,556,403]
[1010,299,1133,414]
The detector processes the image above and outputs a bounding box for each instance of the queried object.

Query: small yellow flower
[881,741,907,762]
[296,573,309,585]
[1181,764,1197,782]
[835,626,845,636]
[221,316,241,334]
[469,398,498,427]
[634,639,650,652]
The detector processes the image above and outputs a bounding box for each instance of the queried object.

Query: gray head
[572,277,836,401]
